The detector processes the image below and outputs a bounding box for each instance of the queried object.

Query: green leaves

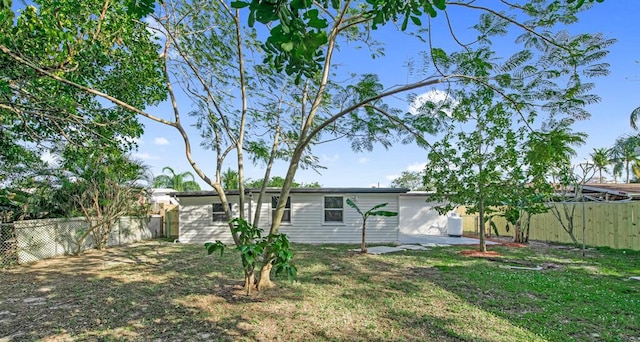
[205,241,226,257]
[347,199,397,252]
[236,0,448,80]
[126,0,157,17]
[224,218,298,283]
[230,1,250,9]
[567,0,605,9]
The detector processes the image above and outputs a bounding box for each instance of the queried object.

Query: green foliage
[346,199,397,252]
[610,135,640,183]
[205,241,226,257]
[245,176,320,189]
[234,0,450,80]
[206,218,297,283]
[221,168,240,190]
[1,0,165,208]
[152,167,201,191]
[346,199,398,219]
[389,171,428,190]
[590,147,611,183]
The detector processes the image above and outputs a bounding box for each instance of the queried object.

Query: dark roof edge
[172,187,410,197]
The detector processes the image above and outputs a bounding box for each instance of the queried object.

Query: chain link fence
[0,216,161,268]
[0,222,18,267]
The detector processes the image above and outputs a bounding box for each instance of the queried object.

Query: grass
[0,240,639,341]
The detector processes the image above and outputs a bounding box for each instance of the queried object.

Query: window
[212,203,232,222]
[324,196,343,222]
[272,196,291,223]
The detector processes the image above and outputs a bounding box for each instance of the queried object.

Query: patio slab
[352,245,430,255]
[353,236,499,254]
[400,234,500,246]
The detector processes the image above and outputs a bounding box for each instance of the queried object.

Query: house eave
[171,187,410,198]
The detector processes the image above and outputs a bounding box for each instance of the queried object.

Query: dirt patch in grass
[459,250,503,257]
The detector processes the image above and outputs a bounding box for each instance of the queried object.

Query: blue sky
[131,1,640,189]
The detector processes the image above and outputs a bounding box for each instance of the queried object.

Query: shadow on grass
[0,240,293,341]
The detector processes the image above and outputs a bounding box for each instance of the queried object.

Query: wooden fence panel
[165,205,179,239]
[462,202,640,251]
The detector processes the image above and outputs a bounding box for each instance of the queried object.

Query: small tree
[590,148,611,183]
[548,162,596,247]
[205,218,296,295]
[54,144,151,254]
[346,199,398,254]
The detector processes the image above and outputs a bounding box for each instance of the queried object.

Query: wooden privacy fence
[458,202,640,250]
[164,205,179,239]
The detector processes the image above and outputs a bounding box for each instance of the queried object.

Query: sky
[128,1,640,190]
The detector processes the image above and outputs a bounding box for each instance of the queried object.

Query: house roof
[171,187,410,198]
[581,183,640,201]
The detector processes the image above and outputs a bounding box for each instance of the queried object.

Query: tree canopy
[0,0,610,289]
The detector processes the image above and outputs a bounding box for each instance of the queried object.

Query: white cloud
[134,152,160,160]
[154,137,170,145]
[321,154,340,164]
[358,157,369,164]
[408,89,457,116]
[407,162,427,172]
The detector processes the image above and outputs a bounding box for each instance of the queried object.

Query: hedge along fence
[458,202,640,251]
[0,216,162,267]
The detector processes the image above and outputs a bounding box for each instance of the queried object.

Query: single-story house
[171,188,454,245]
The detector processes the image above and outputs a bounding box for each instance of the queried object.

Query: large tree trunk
[256,262,274,291]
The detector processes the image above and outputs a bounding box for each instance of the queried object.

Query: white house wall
[398,195,449,242]
[278,193,399,244]
[177,192,400,245]
[178,196,239,244]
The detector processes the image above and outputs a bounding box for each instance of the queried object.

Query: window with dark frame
[324,196,343,222]
[271,196,291,223]
[212,203,232,222]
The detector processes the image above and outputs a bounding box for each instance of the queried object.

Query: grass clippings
[0,240,639,341]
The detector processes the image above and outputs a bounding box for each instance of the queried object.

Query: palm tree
[590,148,610,183]
[610,135,640,183]
[221,168,239,190]
[152,167,201,191]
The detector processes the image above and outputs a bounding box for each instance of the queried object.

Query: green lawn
[1,240,638,341]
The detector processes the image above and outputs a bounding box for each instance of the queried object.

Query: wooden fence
[458,202,640,250]
[164,205,179,239]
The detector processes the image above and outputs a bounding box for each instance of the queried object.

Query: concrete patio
[357,235,500,254]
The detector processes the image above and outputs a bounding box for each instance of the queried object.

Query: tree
[52,143,151,253]
[346,199,398,254]
[152,167,201,191]
[245,176,320,189]
[221,168,240,190]
[590,148,611,183]
[390,171,428,190]
[1,0,610,290]
[610,135,640,184]
[548,162,597,247]
[0,0,163,187]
